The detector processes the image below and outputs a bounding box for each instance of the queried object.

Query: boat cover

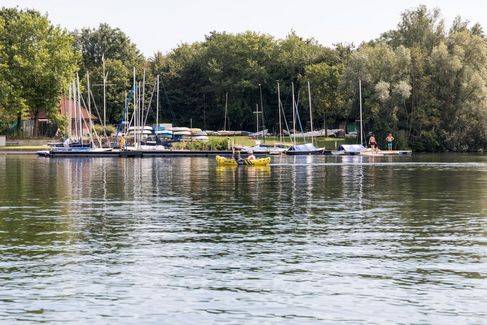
[243,145,269,152]
[288,143,319,151]
[337,144,367,153]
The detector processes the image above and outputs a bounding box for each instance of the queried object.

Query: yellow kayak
[216,155,271,166]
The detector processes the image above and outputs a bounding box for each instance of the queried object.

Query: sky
[3,0,487,57]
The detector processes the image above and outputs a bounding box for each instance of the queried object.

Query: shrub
[93,124,117,137]
[170,138,229,150]
[208,138,229,150]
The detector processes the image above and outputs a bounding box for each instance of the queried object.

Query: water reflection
[0,154,486,323]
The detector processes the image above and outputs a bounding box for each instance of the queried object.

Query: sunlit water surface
[1,154,486,324]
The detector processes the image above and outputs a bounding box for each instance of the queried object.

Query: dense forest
[1,5,487,151]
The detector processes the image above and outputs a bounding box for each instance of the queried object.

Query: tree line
[1,5,487,151]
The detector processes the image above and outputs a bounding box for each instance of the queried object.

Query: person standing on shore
[368,133,378,152]
[119,134,126,150]
[385,133,394,151]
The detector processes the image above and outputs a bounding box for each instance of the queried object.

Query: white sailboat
[286,81,327,155]
[333,78,367,155]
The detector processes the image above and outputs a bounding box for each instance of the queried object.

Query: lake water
[0,154,486,324]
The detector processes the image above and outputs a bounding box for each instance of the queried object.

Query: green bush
[171,139,229,150]
[208,138,229,150]
[186,141,207,150]
[93,124,117,137]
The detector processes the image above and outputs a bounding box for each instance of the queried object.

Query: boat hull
[285,149,329,155]
[216,155,271,166]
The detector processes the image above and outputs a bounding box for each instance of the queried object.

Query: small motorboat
[216,155,271,166]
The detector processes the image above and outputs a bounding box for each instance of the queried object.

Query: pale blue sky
[3,0,487,57]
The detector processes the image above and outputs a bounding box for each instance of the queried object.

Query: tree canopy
[1,5,487,151]
[0,7,79,134]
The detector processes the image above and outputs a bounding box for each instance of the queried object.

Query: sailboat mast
[72,81,77,140]
[103,55,106,131]
[359,78,363,146]
[142,69,146,136]
[138,81,142,148]
[156,75,160,129]
[307,80,314,145]
[256,104,259,137]
[132,68,136,148]
[123,91,128,136]
[86,72,95,148]
[76,74,82,143]
[259,84,265,142]
[68,83,72,139]
[224,92,228,131]
[291,81,296,145]
[277,81,282,143]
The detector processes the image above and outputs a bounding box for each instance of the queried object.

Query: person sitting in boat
[368,133,378,152]
[247,150,255,160]
[232,149,242,161]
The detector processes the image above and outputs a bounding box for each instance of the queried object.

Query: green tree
[429,29,487,150]
[0,7,79,135]
[376,5,487,151]
[74,23,144,126]
[299,62,347,131]
[342,42,412,147]
[74,23,143,72]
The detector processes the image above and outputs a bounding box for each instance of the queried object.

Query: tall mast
[224,92,228,131]
[138,81,142,148]
[76,73,82,143]
[133,68,136,148]
[255,104,259,137]
[86,72,95,148]
[307,80,314,145]
[68,83,72,138]
[124,91,128,136]
[359,78,363,146]
[277,81,282,144]
[72,80,78,140]
[253,104,261,139]
[102,55,107,131]
[156,75,160,129]
[203,94,206,130]
[142,69,146,133]
[259,84,265,143]
[291,81,296,145]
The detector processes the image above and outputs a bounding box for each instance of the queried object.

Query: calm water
[0,154,486,324]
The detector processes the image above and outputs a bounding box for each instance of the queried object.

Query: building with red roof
[26,97,98,137]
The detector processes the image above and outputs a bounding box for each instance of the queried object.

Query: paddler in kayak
[232,149,242,162]
[246,150,255,160]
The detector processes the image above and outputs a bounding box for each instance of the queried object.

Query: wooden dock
[39,149,242,158]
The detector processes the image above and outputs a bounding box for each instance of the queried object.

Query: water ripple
[0,154,486,324]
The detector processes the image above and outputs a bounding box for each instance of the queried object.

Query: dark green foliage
[93,124,116,137]
[0,7,79,135]
[148,31,346,133]
[73,24,144,125]
[174,138,229,151]
[2,6,487,151]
